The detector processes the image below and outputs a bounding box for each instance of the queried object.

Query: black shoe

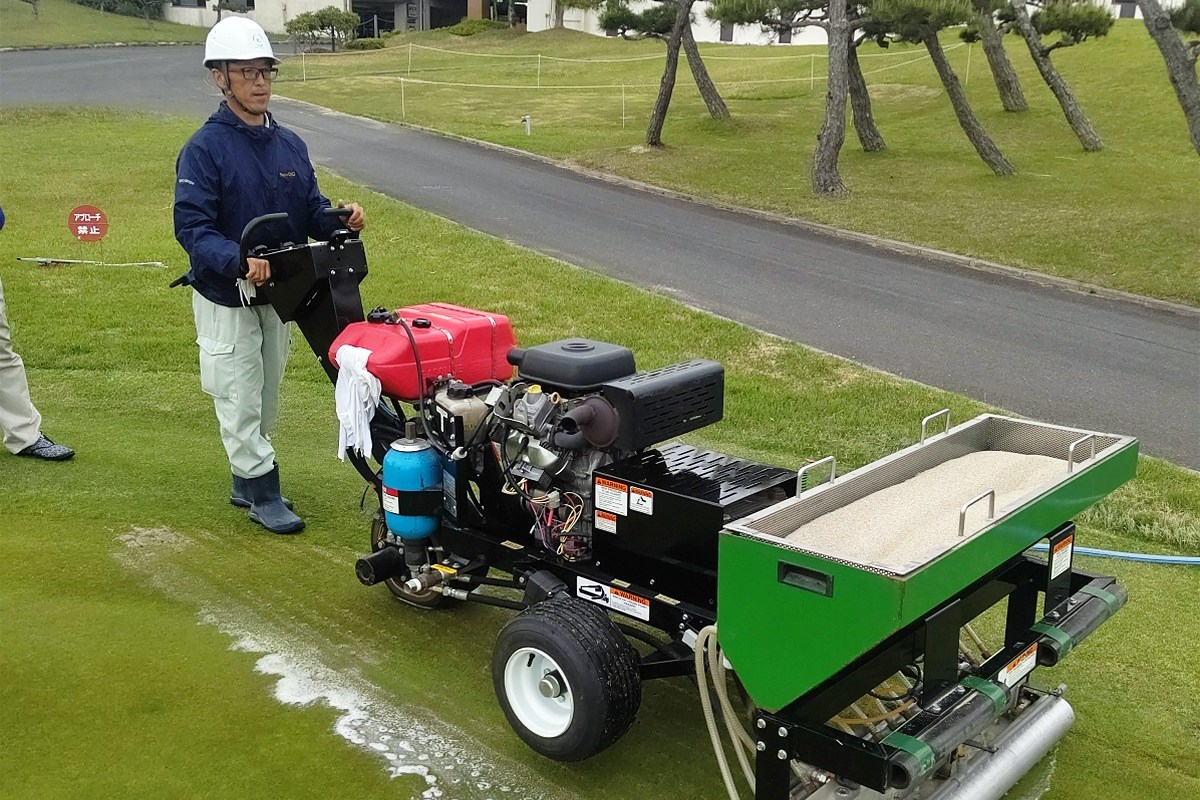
[231,473,292,510]
[17,434,74,461]
[246,465,305,535]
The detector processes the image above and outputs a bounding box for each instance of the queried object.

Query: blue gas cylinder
[381,433,441,540]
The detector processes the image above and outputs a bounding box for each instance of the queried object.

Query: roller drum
[926,694,1075,800]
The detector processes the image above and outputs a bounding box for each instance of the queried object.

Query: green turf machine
[715,412,1137,800]
[242,214,1137,800]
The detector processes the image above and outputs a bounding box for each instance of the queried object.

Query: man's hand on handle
[337,200,365,232]
[246,256,272,286]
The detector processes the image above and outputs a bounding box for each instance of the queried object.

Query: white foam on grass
[118,529,569,800]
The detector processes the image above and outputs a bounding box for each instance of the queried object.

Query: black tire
[492,596,642,761]
[370,512,446,609]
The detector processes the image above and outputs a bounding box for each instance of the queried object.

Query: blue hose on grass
[1030,544,1200,565]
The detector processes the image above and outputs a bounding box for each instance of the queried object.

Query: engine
[482,339,724,561]
[338,307,723,583]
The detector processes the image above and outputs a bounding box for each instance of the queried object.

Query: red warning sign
[68,205,108,242]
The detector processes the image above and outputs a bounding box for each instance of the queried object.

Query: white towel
[334,344,381,461]
[236,278,257,306]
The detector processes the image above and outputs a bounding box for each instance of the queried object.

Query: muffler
[355,547,406,586]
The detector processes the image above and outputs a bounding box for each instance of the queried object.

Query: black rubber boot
[247,465,305,535]
[231,473,292,510]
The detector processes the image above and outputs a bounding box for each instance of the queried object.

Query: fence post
[408,42,413,76]
[810,52,814,91]
[965,42,972,88]
[302,51,306,83]
[400,78,406,120]
[621,83,625,129]
[537,53,542,89]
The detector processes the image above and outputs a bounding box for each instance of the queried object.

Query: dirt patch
[116,526,190,552]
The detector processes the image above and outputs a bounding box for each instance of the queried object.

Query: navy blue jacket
[174,102,343,307]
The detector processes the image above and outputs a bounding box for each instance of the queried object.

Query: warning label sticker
[594,477,628,515]
[999,643,1039,687]
[576,577,651,621]
[1050,535,1074,580]
[382,487,399,515]
[630,486,654,515]
[595,509,618,534]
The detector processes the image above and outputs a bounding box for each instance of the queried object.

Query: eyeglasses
[235,66,279,82]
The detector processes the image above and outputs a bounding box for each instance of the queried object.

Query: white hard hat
[203,17,278,67]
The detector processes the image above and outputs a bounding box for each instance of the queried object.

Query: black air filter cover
[601,360,724,451]
[508,339,637,393]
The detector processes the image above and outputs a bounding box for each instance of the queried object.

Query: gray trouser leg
[192,292,291,479]
[0,277,42,454]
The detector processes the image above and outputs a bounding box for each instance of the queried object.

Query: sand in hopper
[784,451,1068,574]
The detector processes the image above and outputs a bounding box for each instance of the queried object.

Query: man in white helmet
[174,16,365,534]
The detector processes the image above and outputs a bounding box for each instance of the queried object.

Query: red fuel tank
[330,303,517,401]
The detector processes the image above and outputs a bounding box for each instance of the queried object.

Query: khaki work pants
[0,276,42,454]
[192,292,291,479]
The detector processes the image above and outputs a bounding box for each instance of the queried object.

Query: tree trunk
[847,40,885,152]
[646,1,691,147]
[812,0,850,196]
[681,24,730,120]
[976,10,1027,112]
[1136,0,1200,154]
[554,6,565,29]
[1009,2,1102,152]
[921,29,1015,176]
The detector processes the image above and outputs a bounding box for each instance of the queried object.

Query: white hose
[695,625,745,800]
[708,633,756,790]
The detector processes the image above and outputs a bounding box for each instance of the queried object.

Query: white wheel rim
[504,646,574,738]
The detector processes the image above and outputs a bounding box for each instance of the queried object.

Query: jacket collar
[209,101,277,138]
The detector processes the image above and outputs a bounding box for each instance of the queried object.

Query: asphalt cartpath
[2,45,1196,467]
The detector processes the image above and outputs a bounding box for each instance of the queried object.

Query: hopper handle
[797,456,836,494]
[920,408,951,443]
[1067,434,1097,474]
[958,490,995,537]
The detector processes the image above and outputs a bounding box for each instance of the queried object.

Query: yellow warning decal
[431,564,458,576]
[595,477,629,516]
[595,509,618,533]
[611,587,650,611]
[999,642,1039,687]
[500,540,524,550]
[654,593,681,606]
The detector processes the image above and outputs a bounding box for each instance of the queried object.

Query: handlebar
[238,212,290,276]
[237,207,360,275]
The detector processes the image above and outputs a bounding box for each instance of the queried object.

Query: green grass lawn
[0,0,208,48]
[275,22,1200,306]
[0,107,1197,800]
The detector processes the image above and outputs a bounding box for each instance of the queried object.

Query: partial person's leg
[0,277,43,454]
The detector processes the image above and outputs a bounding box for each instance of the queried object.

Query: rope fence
[284,39,972,129]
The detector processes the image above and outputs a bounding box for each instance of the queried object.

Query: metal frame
[749,522,1124,798]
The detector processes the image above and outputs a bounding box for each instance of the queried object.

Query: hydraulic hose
[1029,544,1200,565]
[695,626,744,800]
[708,634,756,791]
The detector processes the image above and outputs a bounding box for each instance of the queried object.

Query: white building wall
[163,0,354,35]
[527,1,828,46]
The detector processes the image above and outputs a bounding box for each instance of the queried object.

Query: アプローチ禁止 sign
[68,205,108,242]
